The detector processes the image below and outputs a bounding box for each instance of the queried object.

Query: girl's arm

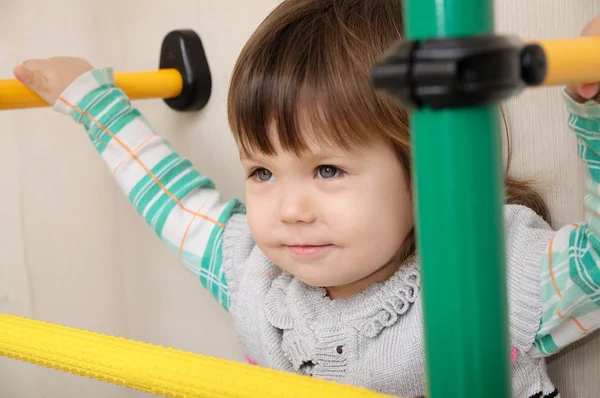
[532,90,600,356]
[53,67,244,311]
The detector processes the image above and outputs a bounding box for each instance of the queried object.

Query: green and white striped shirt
[54,68,245,310]
[533,91,600,356]
[54,67,600,357]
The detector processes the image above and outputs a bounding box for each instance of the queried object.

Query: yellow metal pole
[0,69,183,110]
[0,314,395,398]
[532,37,600,86]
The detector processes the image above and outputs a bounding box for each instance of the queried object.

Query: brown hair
[228,0,550,229]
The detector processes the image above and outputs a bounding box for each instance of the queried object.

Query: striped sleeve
[531,89,600,356]
[53,67,245,311]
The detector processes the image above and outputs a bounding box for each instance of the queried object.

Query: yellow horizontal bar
[0,314,395,398]
[0,69,183,110]
[532,37,600,86]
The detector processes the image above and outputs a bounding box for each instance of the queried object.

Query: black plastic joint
[520,43,548,86]
[159,30,212,112]
[372,35,547,110]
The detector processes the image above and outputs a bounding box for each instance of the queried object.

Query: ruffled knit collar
[264,257,421,338]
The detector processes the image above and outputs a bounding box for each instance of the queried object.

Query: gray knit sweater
[222,204,558,398]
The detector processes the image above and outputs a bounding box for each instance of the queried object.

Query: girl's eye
[253,168,274,181]
[317,165,341,179]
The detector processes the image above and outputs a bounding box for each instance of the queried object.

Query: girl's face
[241,131,414,299]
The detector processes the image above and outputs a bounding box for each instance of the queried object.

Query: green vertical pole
[403,0,511,397]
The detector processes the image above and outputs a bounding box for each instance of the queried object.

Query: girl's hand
[566,15,600,103]
[13,57,93,105]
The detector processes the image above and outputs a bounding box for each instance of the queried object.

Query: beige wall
[0,0,598,396]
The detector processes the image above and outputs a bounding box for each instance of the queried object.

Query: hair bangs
[227,2,389,157]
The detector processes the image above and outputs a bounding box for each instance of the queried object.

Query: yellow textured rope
[0,314,398,398]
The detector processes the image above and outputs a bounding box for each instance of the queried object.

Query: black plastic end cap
[159,30,212,112]
[520,44,547,86]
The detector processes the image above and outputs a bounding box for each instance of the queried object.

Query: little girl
[13,1,600,397]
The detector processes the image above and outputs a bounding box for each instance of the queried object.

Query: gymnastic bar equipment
[0,30,211,111]
[370,1,600,397]
[0,33,597,114]
[0,314,396,398]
